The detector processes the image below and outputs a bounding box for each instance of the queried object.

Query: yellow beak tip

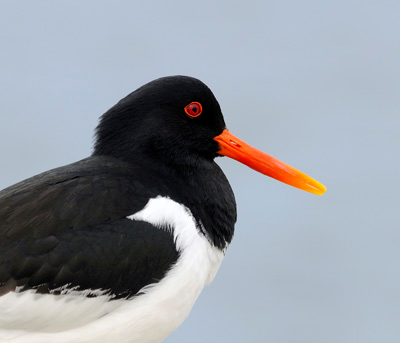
[312,184,327,196]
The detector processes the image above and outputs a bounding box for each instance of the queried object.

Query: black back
[0,76,237,298]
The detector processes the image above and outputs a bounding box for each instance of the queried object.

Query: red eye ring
[184,102,203,118]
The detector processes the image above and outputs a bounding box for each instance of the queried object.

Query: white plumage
[0,197,225,343]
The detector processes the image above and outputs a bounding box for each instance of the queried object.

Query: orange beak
[214,129,326,196]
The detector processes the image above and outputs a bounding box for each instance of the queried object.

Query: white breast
[0,197,225,343]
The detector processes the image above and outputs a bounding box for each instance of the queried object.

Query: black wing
[0,156,179,298]
[0,218,179,299]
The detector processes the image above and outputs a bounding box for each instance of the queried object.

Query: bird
[0,75,326,343]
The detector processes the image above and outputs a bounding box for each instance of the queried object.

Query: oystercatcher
[0,76,325,343]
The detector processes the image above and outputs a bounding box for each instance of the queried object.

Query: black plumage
[0,76,237,299]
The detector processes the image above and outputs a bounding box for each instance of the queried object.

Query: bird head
[94,75,326,195]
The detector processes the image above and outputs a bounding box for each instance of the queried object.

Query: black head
[93,76,226,168]
[93,76,236,249]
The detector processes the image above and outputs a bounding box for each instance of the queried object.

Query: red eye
[184,102,202,118]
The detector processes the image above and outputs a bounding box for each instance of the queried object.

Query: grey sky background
[1,1,399,342]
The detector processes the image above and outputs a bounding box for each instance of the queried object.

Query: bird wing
[0,156,179,298]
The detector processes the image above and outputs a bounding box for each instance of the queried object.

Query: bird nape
[0,75,326,343]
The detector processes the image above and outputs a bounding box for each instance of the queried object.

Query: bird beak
[214,129,326,195]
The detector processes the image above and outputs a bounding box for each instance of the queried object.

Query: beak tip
[313,183,327,196]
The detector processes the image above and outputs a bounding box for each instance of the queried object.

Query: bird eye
[184,102,202,118]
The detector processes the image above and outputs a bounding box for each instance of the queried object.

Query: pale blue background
[1,1,399,342]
